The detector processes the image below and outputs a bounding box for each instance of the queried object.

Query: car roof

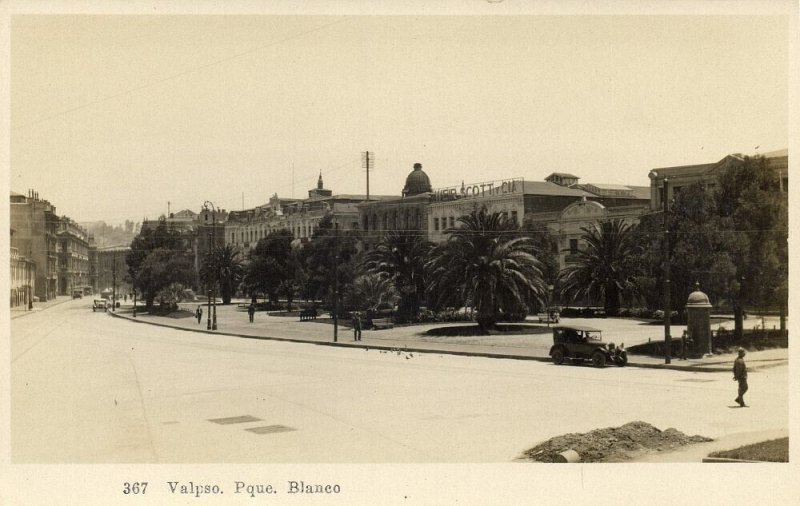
[553,325,602,332]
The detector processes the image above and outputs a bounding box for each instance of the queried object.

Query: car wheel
[552,348,565,365]
[591,351,606,368]
[616,353,628,367]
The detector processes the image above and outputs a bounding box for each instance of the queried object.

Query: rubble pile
[523,421,712,463]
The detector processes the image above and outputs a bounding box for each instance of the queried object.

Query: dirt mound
[523,421,713,463]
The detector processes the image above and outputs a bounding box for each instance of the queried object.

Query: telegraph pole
[362,151,374,201]
[663,178,671,364]
[112,251,117,312]
[333,221,339,342]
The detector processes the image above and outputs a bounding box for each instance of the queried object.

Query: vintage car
[92,299,107,312]
[549,325,627,367]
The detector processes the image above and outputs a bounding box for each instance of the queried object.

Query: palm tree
[200,244,244,305]
[557,219,640,317]
[426,207,546,332]
[364,230,432,321]
[349,273,399,312]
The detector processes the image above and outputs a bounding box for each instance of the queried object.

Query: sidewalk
[10,295,74,320]
[104,301,788,373]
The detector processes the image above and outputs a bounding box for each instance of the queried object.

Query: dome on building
[686,283,711,307]
[402,163,432,197]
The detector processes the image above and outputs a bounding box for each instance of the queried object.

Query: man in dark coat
[352,312,362,341]
[196,305,203,324]
[248,304,255,323]
[733,348,748,407]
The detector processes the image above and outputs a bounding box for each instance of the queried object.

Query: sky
[6,5,792,224]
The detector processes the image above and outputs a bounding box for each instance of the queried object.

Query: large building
[226,174,394,255]
[57,217,92,296]
[9,230,35,308]
[10,190,60,301]
[648,149,789,210]
[359,163,434,241]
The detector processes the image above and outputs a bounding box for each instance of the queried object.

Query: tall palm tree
[201,244,244,305]
[558,219,640,316]
[364,230,432,321]
[426,207,546,332]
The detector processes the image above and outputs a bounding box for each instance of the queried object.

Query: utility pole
[112,251,117,312]
[362,151,374,201]
[663,178,671,364]
[333,221,339,342]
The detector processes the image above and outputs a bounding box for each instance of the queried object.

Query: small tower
[686,282,713,357]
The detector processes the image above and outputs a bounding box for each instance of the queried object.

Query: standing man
[352,312,362,341]
[248,303,255,323]
[196,305,203,324]
[733,348,748,407]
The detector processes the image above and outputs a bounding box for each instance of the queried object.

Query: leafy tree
[426,207,546,332]
[364,229,432,321]
[713,155,788,336]
[242,230,306,309]
[126,218,195,309]
[558,219,640,317]
[629,155,787,338]
[299,215,361,311]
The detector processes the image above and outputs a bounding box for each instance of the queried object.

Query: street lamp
[204,201,218,331]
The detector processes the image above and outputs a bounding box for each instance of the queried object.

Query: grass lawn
[709,438,788,462]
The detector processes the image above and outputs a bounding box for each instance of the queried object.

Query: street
[11,298,788,463]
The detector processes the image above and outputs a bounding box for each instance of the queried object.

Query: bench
[371,317,394,330]
[300,308,318,321]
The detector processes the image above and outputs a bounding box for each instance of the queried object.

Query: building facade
[226,174,392,255]
[359,163,433,241]
[648,149,788,210]
[10,190,60,301]
[9,240,35,308]
[57,217,92,296]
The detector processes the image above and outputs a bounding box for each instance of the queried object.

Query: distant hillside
[80,220,140,249]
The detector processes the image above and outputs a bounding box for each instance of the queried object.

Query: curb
[104,311,778,373]
[10,297,74,320]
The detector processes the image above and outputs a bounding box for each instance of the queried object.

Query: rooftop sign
[432,178,524,202]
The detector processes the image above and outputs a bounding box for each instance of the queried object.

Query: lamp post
[133,289,137,317]
[204,201,218,330]
[663,177,672,364]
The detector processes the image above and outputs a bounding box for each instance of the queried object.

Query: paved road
[11,298,788,463]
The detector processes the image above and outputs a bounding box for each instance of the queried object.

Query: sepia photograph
[2,0,797,504]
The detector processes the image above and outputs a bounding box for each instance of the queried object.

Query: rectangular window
[449,216,455,228]
[569,239,578,254]
[434,218,440,231]
[511,210,518,224]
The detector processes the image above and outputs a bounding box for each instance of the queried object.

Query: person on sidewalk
[352,312,362,341]
[196,305,203,324]
[248,304,255,323]
[733,348,748,407]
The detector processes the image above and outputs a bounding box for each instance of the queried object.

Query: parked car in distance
[72,290,83,299]
[549,325,627,367]
[92,299,107,312]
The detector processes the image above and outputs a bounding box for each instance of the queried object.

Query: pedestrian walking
[248,304,255,323]
[733,348,748,407]
[196,305,203,324]
[352,311,362,341]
